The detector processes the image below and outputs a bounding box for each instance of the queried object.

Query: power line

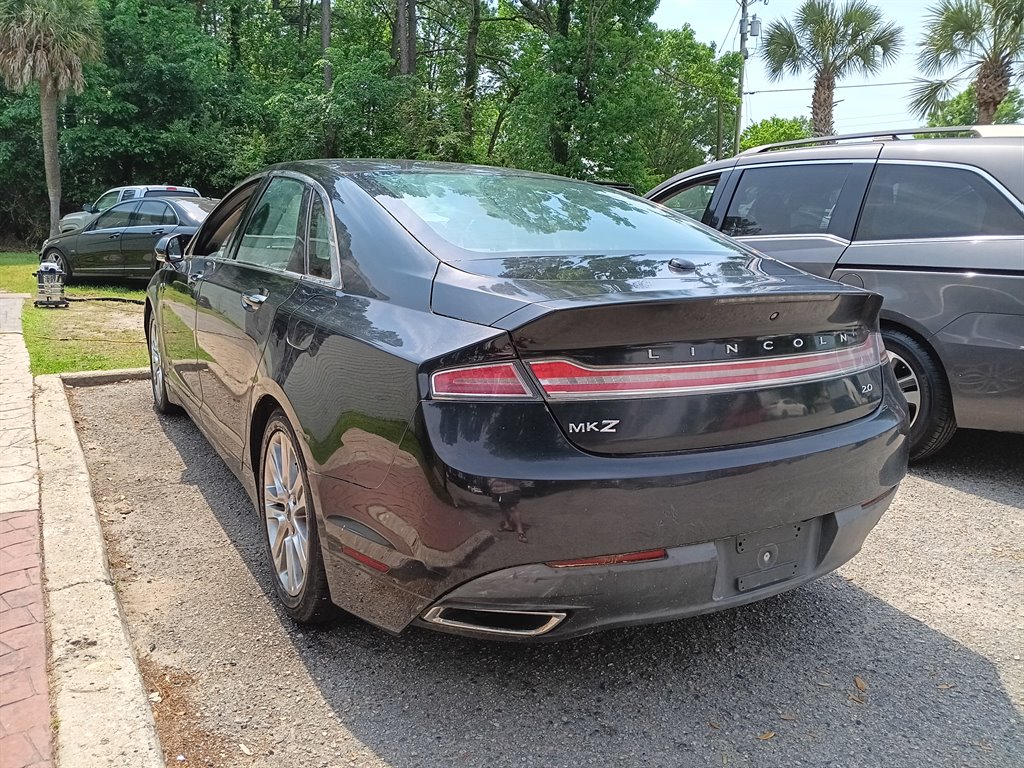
[719,5,741,52]
[745,80,918,95]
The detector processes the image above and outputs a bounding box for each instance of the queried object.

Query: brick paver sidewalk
[0,295,52,768]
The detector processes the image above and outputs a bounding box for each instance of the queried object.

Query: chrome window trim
[736,158,876,171]
[846,234,1024,247]
[736,233,851,246]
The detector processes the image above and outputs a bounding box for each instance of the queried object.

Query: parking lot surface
[69,380,1023,768]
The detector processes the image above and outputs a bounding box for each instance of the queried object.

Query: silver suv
[59,184,201,233]
[647,126,1024,460]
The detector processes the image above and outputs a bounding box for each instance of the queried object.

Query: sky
[652,0,940,134]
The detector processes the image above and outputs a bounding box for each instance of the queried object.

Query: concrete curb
[60,368,150,388]
[35,374,164,768]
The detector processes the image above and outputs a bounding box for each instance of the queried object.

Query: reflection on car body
[146,160,907,641]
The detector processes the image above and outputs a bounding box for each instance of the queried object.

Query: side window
[235,177,308,271]
[723,164,851,237]
[307,196,334,280]
[91,202,137,230]
[120,189,138,201]
[94,191,120,211]
[132,201,175,226]
[191,179,263,259]
[856,164,1024,241]
[659,176,720,223]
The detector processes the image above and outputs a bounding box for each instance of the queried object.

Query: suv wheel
[882,329,957,461]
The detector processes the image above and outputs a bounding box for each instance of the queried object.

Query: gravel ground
[69,380,1023,768]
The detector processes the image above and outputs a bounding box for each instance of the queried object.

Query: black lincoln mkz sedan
[146,160,909,641]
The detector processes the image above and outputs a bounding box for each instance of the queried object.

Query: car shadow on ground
[157,414,1022,768]
[910,428,1024,507]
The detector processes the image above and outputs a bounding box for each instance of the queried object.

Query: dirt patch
[137,657,239,767]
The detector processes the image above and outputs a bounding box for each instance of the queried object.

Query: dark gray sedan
[40,197,219,281]
[146,160,908,641]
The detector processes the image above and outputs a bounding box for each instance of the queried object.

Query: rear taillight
[430,362,534,399]
[528,333,885,400]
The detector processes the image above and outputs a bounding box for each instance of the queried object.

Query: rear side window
[659,176,720,223]
[132,200,176,226]
[723,164,851,237]
[307,197,334,280]
[856,164,1024,241]
[91,202,137,230]
[235,177,308,271]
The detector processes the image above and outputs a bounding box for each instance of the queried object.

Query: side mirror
[155,234,187,264]
[82,203,97,213]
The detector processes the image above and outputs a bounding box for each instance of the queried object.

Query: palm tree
[910,0,1024,125]
[761,0,903,137]
[0,0,102,236]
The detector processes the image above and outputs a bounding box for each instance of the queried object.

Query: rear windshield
[364,171,737,258]
[174,198,219,224]
[144,189,199,198]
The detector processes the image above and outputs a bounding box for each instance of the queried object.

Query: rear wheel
[882,328,957,461]
[147,313,176,415]
[259,410,334,624]
[42,249,71,282]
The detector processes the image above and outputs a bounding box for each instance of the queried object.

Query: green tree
[761,0,902,137]
[739,115,813,151]
[926,84,1024,124]
[910,0,1024,125]
[0,0,103,235]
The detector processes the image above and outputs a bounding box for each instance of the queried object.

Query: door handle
[151,228,165,236]
[241,291,269,311]
[108,233,121,239]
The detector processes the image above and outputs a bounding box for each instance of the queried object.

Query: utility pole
[734,0,764,155]
[734,0,748,156]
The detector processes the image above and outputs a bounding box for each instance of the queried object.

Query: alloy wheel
[263,430,310,597]
[149,318,163,401]
[888,351,921,428]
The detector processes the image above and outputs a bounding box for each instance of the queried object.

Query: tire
[147,312,177,415]
[42,249,72,282]
[258,410,334,624]
[882,328,957,461]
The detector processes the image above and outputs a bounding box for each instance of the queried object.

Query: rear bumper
[312,384,908,638]
[414,486,896,641]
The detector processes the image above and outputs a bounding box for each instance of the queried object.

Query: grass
[1,251,150,375]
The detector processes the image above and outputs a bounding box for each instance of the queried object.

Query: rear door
[72,201,139,276]
[717,159,874,277]
[122,200,178,278]
[195,175,307,466]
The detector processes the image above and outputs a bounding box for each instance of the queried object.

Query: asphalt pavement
[67,380,1023,768]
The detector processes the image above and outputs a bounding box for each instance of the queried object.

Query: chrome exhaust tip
[421,605,567,638]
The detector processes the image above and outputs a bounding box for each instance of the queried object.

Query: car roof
[257,159,596,188]
[649,133,1024,198]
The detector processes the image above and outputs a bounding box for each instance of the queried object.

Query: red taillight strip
[430,362,533,399]
[529,336,881,400]
[547,548,668,568]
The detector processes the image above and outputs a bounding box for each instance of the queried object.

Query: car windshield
[364,171,737,258]
[173,198,219,225]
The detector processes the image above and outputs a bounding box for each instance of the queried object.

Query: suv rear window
[856,164,1024,240]
[144,189,199,198]
[724,164,851,237]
